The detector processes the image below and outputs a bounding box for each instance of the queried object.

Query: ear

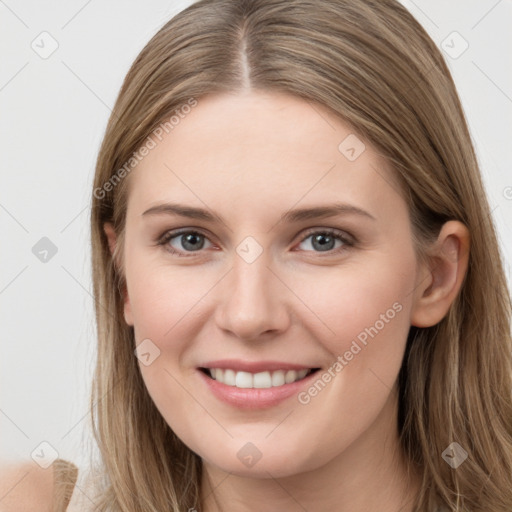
[410,220,470,328]
[103,222,133,326]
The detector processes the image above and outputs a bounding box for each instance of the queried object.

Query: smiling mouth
[199,367,321,389]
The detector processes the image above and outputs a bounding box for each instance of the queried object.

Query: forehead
[125,91,405,222]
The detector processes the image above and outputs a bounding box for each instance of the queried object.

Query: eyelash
[156,227,355,258]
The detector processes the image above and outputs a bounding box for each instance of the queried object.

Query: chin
[198,437,323,480]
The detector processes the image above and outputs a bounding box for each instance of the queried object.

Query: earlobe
[410,221,470,328]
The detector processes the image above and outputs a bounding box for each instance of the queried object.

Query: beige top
[52,459,99,512]
[52,459,78,512]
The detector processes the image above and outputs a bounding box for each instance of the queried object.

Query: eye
[157,227,354,257]
[295,228,353,255]
[158,229,213,256]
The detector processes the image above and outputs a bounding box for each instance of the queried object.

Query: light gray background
[1,0,511,470]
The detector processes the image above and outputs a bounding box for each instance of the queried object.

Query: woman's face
[115,91,425,477]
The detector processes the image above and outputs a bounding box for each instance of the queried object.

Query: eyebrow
[142,202,376,224]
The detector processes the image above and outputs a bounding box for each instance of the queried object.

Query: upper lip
[198,359,319,373]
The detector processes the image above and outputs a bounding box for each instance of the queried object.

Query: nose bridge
[215,238,289,339]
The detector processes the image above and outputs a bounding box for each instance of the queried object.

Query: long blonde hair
[89,0,512,510]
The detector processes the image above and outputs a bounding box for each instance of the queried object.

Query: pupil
[183,233,204,251]
[313,234,334,251]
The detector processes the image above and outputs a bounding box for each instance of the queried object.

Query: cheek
[125,260,212,425]
[287,253,416,430]
[126,256,211,341]
[282,255,415,456]
[294,254,415,351]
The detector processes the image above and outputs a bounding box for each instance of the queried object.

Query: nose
[214,249,291,341]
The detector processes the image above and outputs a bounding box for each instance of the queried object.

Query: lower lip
[197,369,319,409]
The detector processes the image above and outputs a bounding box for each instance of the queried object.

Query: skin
[0,461,54,511]
[104,90,469,512]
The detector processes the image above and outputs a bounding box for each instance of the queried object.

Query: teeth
[207,368,311,388]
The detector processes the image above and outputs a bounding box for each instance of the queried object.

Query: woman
[4,0,512,510]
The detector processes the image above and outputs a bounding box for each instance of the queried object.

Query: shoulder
[0,460,54,512]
